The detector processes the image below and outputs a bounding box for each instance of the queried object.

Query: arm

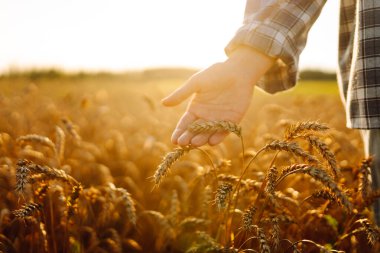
[163,0,326,147]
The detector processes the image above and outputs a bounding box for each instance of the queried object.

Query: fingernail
[171,129,182,142]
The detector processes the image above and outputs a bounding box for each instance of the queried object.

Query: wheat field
[0,74,379,253]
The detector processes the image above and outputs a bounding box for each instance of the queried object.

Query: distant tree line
[0,68,336,81]
[299,69,336,81]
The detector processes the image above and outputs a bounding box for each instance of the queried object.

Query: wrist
[226,46,275,84]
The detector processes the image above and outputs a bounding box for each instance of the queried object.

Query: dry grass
[0,79,378,252]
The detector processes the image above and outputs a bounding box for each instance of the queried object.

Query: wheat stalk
[17,135,58,161]
[270,217,280,252]
[188,120,241,137]
[242,205,256,231]
[17,134,56,152]
[217,174,261,192]
[39,222,48,252]
[15,161,30,193]
[13,202,42,219]
[285,121,329,140]
[55,126,65,164]
[274,191,299,207]
[306,136,339,178]
[265,167,278,195]
[289,239,340,253]
[358,157,373,201]
[257,227,271,253]
[67,184,83,217]
[18,149,45,161]
[357,218,380,246]
[141,211,172,233]
[310,189,339,203]
[61,118,81,142]
[114,187,136,225]
[306,167,352,212]
[337,219,380,247]
[265,140,318,163]
[201,185,212,219]
[215,182,233,211]
[153,146,190,186]
[276,165,352,212]
[34,183,49,201]
[16,159,80,192]
[169,190,180,226]
[187,231,223,253]
[278,164,310,181]
[178,217,210,231]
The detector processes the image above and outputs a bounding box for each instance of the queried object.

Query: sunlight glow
[0,0,338,72]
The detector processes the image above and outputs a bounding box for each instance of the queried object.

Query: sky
[0,0,339,73]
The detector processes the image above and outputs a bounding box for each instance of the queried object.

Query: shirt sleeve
[225,0,327,94]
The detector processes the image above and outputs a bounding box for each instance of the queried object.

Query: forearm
[226,0,326,93]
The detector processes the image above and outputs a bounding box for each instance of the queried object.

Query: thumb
[161,80,198,106]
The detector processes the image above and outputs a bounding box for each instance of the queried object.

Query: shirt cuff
[225,26,298,94]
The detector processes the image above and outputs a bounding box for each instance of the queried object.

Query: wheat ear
[13,202,42,219]
[61,118,81,142]
[242,205,256,231]
[311,189,339,203]
[358,157,373,201]
[265,140,318,163]
[55,126,65,164]
[17,134,57,155]
[215,182,233,211]
[285,121,329,140]
[115,187,136,225]
[357,218,380,246]
[169,190,180,225]
[179,217,210,231]
[217,174,261,192]
[67,184,83,217]
[257,227,271,253]
[277,165,352,212]
[306,136,339,178]
[306,167,352,212]
[271,217,280,252]
[188,120,241,137]
[16,159,80,192]
[15,161,30,193]
[265,166,278,195]
[153,146,190,186]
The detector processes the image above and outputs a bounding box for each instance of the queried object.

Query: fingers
[171,112,197,144]
[190,132,211,147]
[174,115,212,147]
[171,111,231,147]
[178,130,228,147]
[209,132,228,146]
[178,131,212,147]
[172,113,214,147]
[161,79,198,107]
[177,131,196,146]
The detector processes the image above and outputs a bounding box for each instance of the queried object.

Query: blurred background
[0,0,338,74]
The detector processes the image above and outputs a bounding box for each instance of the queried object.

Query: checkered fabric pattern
[226,0,380,129]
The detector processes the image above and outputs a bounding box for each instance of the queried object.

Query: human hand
[162,47,274,147]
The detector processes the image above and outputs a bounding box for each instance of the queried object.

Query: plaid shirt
[226,0,380,129]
